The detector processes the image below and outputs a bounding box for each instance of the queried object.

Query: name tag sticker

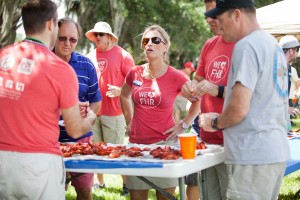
[133,80,142,86]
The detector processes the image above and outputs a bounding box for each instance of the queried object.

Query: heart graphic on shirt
[97,58,108,73]
[148,92,155,98]
[220,61,226,69]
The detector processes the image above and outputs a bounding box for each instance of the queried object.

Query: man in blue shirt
[54,17,102,200]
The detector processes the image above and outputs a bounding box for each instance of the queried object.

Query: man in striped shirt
[54,17,102,200]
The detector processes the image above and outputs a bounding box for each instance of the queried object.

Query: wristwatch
[180,120,189,131]
[211,117,223,131]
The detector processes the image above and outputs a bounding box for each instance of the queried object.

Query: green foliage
[65,0,212,68]
[124,0,212,66]
[2,0,283,67]
[64,0,111,52]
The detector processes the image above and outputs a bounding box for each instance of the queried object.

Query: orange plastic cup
[178,133,197,159]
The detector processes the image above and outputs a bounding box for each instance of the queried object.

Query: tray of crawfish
[61,142,184,162]
[60,141,215,162]
[195,142,223,155]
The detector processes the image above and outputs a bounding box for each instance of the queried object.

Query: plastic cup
[178,133,197,159]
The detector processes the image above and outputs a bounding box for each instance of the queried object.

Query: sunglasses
[58,36,78,44]
[93,32,106,37]
[294,47,300,52]
[142,37,166,46]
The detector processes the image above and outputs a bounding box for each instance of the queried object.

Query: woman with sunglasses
[120,24,200,200]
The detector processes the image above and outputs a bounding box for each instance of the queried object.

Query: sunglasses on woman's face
[142,37,166,46]
[58,36,78,44]
[93,32,106,37]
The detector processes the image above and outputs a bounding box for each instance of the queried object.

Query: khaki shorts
[226,163,285,200]
[0,151,65,200]
[126,140,179,190]
[174,95,188,112]
[126,176,178,190]
[202,162,227,200]
[185,172,200,186]
[92,115,126,144]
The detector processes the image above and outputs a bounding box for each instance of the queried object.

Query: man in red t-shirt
[85,21,134,195]
[182,0,235,199]
[0,1,96,199]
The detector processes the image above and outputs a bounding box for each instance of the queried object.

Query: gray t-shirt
[224,30,290,165]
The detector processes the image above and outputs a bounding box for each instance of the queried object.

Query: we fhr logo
[207,55,230,83]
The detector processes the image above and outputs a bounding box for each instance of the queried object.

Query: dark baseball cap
[204,0,255,19]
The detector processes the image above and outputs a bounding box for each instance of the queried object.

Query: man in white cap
[85,21,134,196]
[279,35,300,123]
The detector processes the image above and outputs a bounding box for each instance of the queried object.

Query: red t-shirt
[126,65,189,144]
[94,46,134,116]
[196,36,235,144]
[0,41,78,156]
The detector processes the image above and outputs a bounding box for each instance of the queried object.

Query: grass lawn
[65,171,300,200]
[66,174,180,200]
[278,117,300,200]
[65,119,300,199]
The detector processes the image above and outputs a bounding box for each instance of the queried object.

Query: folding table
[64,149,224,200]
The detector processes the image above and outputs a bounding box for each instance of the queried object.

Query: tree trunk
[0,0,24,48]
[110,0,125,42]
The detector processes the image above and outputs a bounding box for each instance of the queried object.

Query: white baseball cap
[279,35,300,49]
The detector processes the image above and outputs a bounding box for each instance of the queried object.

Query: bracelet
[217,85,224,98]
[180,120,189,131]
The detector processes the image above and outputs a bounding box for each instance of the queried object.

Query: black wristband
[211,117,224,131]
[217,85,224,98]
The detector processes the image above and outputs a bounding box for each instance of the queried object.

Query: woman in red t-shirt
[120,24,200,200]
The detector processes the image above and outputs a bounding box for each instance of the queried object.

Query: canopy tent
[256,0,300,41]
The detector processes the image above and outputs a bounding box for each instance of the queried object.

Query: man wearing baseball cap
[200,0,290,199]
[279,35,300,124]
[204,0,255,19]
[184,61,195,74]
[279,35,300,64]
[85,21,135,196]
[182,0,235,198]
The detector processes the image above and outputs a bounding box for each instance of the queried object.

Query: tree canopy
[62,0,285,67]
[1,0,282,68]
[65,0,211,68]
